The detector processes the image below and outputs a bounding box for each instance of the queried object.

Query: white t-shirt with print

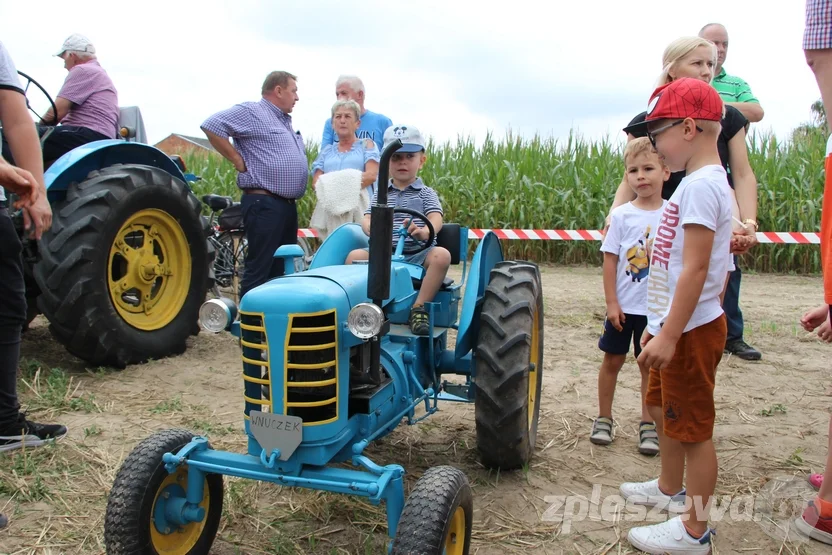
[600,201,667,316]
[646,165,734,336]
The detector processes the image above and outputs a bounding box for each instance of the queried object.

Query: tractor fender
[43,140,187,201]
[454,231,503,360]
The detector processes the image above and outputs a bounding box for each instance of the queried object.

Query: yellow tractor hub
[444,506,466,555]
[528,310,540,429]
[108,209,191,331]
[149,467,210,555]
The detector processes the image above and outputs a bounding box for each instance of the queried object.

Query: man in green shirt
[699,23,766,123]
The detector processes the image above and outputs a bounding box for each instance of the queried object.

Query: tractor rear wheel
[33,164,212,368]
[473,261,544,470]
[391,465,473,555]
[104,429,223,555]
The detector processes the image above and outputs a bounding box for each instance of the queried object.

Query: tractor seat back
[435,224,462,264]
[117,107,147,143]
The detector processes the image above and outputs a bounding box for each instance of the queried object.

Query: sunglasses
[647,119,704,148]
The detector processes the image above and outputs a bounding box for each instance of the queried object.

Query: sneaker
[638,421,660,456]
[590,417,614,445]
[0,513,7,529]
[620,478,687,513]
[794,499,832,545]
[409,305,430,335]
[0,413,67,453]
[724,339,761,361]
[628,515,714,554]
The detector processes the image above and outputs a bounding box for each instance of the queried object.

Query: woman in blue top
[311,99,379,192]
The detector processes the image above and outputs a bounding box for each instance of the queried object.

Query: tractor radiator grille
[285,310,338,425]
[240,312,270,418]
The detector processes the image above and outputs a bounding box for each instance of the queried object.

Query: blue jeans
[240,194,298,297]
[723,256,744,342]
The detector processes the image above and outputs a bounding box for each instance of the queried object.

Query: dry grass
[1,267,831,554]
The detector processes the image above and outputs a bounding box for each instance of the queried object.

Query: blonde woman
[607,36,761,361]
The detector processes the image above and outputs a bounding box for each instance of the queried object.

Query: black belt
[242,188,296,204]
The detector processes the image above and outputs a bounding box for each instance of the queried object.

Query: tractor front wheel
[33,164,212,368]
[473,261,544,470]
[392,466,473,555]
[104,429,223,555]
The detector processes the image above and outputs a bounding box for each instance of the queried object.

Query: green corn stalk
[183,129,826,274]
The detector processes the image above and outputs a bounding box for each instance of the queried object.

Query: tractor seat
[202,194,234,212]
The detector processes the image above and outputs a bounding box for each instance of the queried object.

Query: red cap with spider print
[644,78,723,124]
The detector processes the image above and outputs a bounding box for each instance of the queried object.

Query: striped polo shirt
[366,178,443,249]
[712,67,759,104]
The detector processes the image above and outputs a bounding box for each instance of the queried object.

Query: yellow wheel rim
[108,209,191,331]
[443,506,466,555]
[149,467,210,555]
[528,310,540,430]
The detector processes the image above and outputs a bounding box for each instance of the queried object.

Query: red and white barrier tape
[297,228,821,244]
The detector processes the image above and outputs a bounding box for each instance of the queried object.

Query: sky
[0,0,820,148]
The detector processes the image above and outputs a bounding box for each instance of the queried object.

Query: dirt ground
[1,264,831,555]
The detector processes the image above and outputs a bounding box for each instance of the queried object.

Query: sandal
[590,417,614,445]
[638,421,660,456]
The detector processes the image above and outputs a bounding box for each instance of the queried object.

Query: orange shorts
[645,315,727,443]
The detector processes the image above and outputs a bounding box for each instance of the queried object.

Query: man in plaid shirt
[202,71,309,296]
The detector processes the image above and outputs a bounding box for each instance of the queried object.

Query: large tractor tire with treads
[474,261,544,470]
[33,164,213,368]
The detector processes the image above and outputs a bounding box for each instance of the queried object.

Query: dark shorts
[645,315,727,443]
[598,313,647,357]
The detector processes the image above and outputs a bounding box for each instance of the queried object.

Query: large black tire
[104,429,223,555]
[33,165,213,368]
[392,466,473,555]
[473,261,544,470]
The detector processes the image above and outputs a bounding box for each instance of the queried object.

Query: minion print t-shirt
[600,201,667,316]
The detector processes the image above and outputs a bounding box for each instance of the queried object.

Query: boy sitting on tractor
[347,125,451,335]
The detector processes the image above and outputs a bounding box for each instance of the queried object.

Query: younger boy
[346,125,451,335]
[591,137,668,457]
[619,78,734,554]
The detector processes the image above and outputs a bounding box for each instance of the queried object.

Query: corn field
[185,127,828,274]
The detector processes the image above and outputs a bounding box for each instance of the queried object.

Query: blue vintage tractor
[103,140,544,553]
[11,72,213,368]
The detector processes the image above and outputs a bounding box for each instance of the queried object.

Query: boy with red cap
[618,78,734,554]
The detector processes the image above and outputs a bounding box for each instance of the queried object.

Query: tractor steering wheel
[394,207,435,255]
[17,71,58,126]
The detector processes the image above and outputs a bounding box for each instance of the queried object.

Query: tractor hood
[238,263,415,316]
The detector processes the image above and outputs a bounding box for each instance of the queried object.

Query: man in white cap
[3,33,119,168]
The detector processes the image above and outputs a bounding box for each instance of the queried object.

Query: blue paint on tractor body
[44,140,188,202]
[159,222,505,550]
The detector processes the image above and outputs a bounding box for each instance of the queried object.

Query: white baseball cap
[383,125,426,153]
[55,33,96,57]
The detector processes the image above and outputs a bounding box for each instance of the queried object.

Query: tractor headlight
[199,298,238,333]
[348,303,384,339]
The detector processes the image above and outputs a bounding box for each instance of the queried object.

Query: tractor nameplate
[249,411,303,461]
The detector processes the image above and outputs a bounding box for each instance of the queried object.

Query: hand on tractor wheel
[23,193,53,240]
[405,219,429,241]
[0,161,40,206]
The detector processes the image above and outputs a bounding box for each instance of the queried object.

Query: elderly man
[699,23,765,123]
[321,75,392,151]
[201,71,308,297]
[2,34,119,168]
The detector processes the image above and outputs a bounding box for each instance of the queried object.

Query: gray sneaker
[590,417,614,445]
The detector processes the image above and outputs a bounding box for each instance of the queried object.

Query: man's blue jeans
[723,256,744,342]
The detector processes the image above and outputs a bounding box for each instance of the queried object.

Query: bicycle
[201,194,313,301]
